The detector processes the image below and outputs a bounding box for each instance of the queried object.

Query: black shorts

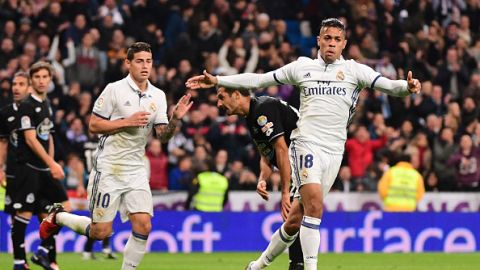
[7,163,68,214]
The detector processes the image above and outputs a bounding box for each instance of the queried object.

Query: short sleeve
[92,84,115,119]
[255,102,285,142]
[271,60,300,86]
[154,91,168,125]
[353,61,382,89]
[17,102,35,131]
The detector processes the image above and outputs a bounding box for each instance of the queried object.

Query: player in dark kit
[216,87,304,270]
[0,71,64,270]
[12,62,69,270]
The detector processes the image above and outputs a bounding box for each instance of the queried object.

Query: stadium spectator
[448,134,480,191]
[146,138,168,191]
[378,154,425,211]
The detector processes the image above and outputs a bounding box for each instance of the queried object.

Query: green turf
[1,252,479,270]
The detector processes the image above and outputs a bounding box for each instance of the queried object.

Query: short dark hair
[29,61,52,77]
[126,42,152,60]
[219,86,250,97]
[320,18,346,34]
[13,71,30,83]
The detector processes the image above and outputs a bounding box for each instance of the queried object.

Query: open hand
[185,70,218,89]
[173,93,193,119]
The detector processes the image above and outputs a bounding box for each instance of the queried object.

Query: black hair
[126,42,152,60]
[320,18,346,34]
[218,86,250,97]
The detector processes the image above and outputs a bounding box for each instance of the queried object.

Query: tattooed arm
[155,94,193,143]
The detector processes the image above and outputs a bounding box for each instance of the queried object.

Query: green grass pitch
[1,252,479,269]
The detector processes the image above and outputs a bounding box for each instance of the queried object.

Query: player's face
[11,76,30,103]
[217,89,239,115]
[126,51,153,83]
[30,68,51,95]
[317,27,347,64]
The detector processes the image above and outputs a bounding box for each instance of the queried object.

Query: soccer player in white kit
[186,18,421,270]
[40,42,193,270]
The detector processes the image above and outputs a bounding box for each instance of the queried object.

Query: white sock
[300,216,321,270]
[122,232,148,270]
[56,212,91,235]
[252,223,298,270]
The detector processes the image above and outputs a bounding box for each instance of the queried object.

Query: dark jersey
[245,96,299,167]
[0,103,20,177]
[16,94,54,169]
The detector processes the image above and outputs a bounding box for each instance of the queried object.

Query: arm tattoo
[156,118,177,143]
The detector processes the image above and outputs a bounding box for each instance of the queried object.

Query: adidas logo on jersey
[124,101,132,106]
[303,72,311,78]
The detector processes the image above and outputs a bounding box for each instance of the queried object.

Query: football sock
[102,236,111,249]
[288,235,304,267]
[253,223,298,269]
[121,231,148,270]
[40,235,56,262]
[56,212,91,236]
[84,237,95,252]
[12,215,30,261]
[300,216,321,270]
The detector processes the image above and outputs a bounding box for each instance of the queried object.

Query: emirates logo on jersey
[336,70,345,81]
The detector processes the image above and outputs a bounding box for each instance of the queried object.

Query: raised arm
[154,94,192,143]
[185,70,279,90]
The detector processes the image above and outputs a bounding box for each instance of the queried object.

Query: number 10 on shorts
[96,192,111,208]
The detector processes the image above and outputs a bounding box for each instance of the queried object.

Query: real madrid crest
[257,115,268,126]
[336,70,345,81]
[149,102,157,112]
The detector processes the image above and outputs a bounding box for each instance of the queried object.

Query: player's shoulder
[255,96,280,108]
[147,83,166,98]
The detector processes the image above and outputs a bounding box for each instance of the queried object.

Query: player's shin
[252,223,298,269]
[12,215,30,263]
[56,212,91,235]
[122,231,148,270]
[300,216,321,270]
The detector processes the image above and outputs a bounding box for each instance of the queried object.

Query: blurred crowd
[1,0,480,195]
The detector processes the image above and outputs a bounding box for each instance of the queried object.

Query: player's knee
[90,225,112,240]
[135,221,151,235]
[303,201,323,218]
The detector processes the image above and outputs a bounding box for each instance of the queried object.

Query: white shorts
[87,170,153,223]
[289,140,343,199]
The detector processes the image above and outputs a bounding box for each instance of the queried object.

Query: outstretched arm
[185,70,280,90]
[374,71,421,97]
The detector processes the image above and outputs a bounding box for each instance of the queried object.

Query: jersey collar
[126,74,153,97]
[30,93,44,102]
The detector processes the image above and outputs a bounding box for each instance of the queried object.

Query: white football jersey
[92,74,168,175]
[218,56,409,154]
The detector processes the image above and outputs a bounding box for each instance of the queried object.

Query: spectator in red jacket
[346,125,387,180]
[146,138,168,191]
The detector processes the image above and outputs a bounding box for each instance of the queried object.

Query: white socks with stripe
[251,223,298,270]
[56,212,91,236]
[300,216,321,270]
[122,232,148,270]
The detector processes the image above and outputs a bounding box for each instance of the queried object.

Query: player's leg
[102,237,117,259]
[34,173,71,269]
[298,146,342,270]
[288,187,304,270]
[40,171,118,240]
[248,200,303,270]
[11,165,39,270]
[120,183,153,270]
[291,141,323,270]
